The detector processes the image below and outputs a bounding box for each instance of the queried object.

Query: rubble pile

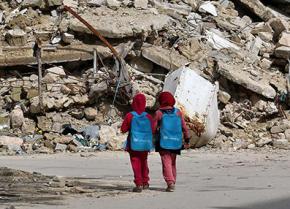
[1,0,290,154]
[0,167,129,205]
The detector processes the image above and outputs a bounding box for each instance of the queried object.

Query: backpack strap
[131,111,138,117]
[131,111,147,117]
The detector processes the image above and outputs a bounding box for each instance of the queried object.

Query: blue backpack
[130,111,153,151]
[160,108,183,150]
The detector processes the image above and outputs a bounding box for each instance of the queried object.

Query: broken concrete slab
[152,0,192,16]
[129,56,153,73]
[278,31,290,47]
[233,0,275,21]
[142,45,189,71]
[133,0,148,9]
[198,1,217,16]
[69,7,171,38]
[258,32,273,43]
[0,42,127,67]
[5,29,27,46]
[206,30,240,51]
[275,46,290,59]
[218,62,276,99]
[269,17,289,40]
[22,0,63,9]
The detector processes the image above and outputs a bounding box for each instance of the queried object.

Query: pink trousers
[129,150,150,186]
[159,151,177,185]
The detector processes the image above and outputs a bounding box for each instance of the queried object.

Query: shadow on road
[213,197,290,209]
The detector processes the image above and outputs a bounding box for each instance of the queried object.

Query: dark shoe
[143,184,149,190]
[166,184,175,192]
[133,186,142,193]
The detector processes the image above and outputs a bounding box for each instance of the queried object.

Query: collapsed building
[1,0,290,154]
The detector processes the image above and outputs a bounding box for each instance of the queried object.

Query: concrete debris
[69,7,171,38]
[163,67,219,148]
[198,1,217,16]
[1,0,290,153]
[142,45,189,71]
[278,31,290,47]
[206,30,240,50]
[9,106,25,129]
[5,29,27,46]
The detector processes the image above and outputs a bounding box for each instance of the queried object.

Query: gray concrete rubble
[1,0,290,154]
[68,7,171,38]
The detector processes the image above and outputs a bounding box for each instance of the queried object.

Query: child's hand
[184,143,190,149]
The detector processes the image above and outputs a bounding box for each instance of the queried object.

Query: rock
[54,136,72,144]
[218,90,231,104]
[272,133,286,140]
[26,88,39,99]
[43,140,55,150]
[0,136,23,152]
[259,58,272,69]
[218,62,276,99]
[256,137,272,147]
[84,107,97,121]
[134,0,148,9]
[129,56,153,73]
[67,144,78,152]
[152,0,192,16]
[247,143,256,149]
[55,143,67,152]
[248,36,263,57]
[251,23,273,35]
[258,32,273,42]
[233,0,274,21]
[142,45,189,71]
[0,10,3,24]
[21,118,36,134]
[183,0,198,10]
[10,106,25,129]
[22,0,63,9]
[5,29,27,46]
[89,81,108,98]
[87,0,106,6]
[284,129,290,142]
[278,31,290,47]
[233,138,248,150]
[10,87,22,102]
[99,125,116,144]
[106,0,120,8]
[275,46,290,59]
[198,1,217,16]
[37,116,53,132]
[0,114,10,131]
[46,66,66,76]
[62,33,74,44]
[69,7,171,38]
[273,139,290,150]
[206,30,240,50]
[30,97,41,114]
[270,124,290,134]
[269,18,289,40]
[70,109,84,119]
[44,133,60,141]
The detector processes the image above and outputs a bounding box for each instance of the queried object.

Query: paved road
[0,150,290,209]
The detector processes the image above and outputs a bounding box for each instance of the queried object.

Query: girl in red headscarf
[121,93,154,193]
[153,91,190,192]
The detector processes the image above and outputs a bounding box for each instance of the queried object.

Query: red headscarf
[158,91,175,108]
[131,93,146,114]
